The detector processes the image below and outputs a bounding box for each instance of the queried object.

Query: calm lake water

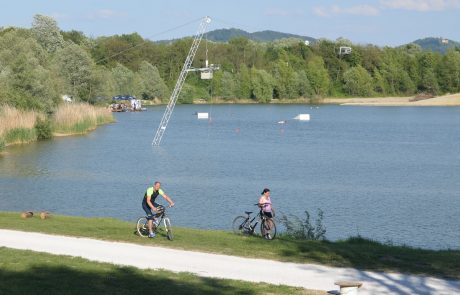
[1,104,459,250]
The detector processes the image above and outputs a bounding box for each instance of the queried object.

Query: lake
[1,104,459,250]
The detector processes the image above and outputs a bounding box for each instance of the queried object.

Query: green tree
[31,14,64,53]
[136,61,168,100]
[437,50,460,93]
[53,43,94,101]
[250,68,275,103]
[0,30,60,110]
[237,64,252,99]
[306,56,330,97]
[343,66,374,96]
[418,52,440,94]
[111,63,135,95]
[272,59,296,99]
[294,70,313,98]
[213,71,237,100]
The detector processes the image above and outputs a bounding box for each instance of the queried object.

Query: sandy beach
[323,93,460,106]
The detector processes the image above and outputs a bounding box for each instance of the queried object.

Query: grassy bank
[0,212,458,280]
[0,106,41,146]
[0,248,317,295]
[52,103,115,135]
[0,104,114,151]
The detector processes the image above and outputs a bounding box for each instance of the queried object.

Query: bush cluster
[279,209,327,240]
[34,118,52,140]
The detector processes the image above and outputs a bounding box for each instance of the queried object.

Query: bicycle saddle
[245,211,253,215]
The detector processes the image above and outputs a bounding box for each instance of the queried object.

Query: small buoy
[20,211,34,219]
[40,212,51,220]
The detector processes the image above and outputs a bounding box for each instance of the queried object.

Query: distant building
[441,38,449,44]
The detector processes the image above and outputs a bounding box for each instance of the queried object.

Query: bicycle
[232,204,277,240]
[136,205,173,240]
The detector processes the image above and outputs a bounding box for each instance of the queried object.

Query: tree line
[1,14,460,112]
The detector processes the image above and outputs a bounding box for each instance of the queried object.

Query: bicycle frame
[233,203,276,240]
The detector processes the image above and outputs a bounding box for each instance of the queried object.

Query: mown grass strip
[0,247,320,295]
[0,212,458,280]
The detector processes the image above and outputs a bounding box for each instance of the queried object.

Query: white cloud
[314,5,380,17]
[380,0,460,11]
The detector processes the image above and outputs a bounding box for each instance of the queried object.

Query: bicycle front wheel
[164,217,173,240]
[260,219,276,240]
[136,217,149,237]
[232,216,249,235]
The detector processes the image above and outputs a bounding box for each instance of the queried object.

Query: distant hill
[411,37,460,54]
[206,28,316,43]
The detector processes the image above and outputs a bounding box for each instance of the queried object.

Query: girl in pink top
[259,188,273,218]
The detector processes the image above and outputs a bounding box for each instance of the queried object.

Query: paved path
[0,229,458,294]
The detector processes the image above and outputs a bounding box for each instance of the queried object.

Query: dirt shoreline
[141,93,460,106]
[323,93,460,106]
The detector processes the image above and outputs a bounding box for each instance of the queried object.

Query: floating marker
[197,112,209,119]
[293,114,310,121]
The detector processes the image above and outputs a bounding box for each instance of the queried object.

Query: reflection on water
[1,105,460,250]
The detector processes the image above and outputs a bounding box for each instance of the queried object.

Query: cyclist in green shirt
[142,181,175,238]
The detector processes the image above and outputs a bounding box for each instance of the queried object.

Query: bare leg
[148,219,153,234]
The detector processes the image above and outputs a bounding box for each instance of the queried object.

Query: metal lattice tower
[152,16,211,146]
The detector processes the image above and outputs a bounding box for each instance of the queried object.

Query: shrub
[35,117,52,140]
[279,209,327,240]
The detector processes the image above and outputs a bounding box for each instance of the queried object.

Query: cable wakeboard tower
[152,16,219,146]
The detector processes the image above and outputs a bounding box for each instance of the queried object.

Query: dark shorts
[142,201,161,220]
[262,211,273,219]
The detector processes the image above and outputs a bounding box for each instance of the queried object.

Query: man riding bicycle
[142,181,175,238]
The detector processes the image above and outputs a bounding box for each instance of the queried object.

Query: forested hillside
[205,28,316,43]
[411,37,460,54]
[1,15,460,112]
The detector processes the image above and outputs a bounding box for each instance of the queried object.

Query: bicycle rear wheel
[260,219,276,240]
[164,217,173,240]
[136,217,149,237]
[232,216,250,235]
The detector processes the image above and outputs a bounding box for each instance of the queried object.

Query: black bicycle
[136,205,173,240]
[232,204,276,240]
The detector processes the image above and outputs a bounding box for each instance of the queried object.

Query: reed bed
[0,105,41,145]
[52,103,114,134]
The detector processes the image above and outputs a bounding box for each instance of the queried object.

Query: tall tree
[343,66,374,96]
[53,43,94,101]
[306,56,331,97]
[251,68,275,103]
[111,63,135,95]
[31,14,64,53]
[136,61,169,100]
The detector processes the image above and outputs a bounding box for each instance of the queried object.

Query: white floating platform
[197,112,209,119]
[293,114,310,121]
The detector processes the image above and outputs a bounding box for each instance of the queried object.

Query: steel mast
[152,16,212,146]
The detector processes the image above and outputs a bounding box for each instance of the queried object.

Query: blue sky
[1,0,459,46]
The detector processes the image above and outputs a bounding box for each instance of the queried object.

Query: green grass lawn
[0,248,320,295]
[1,212,458,280]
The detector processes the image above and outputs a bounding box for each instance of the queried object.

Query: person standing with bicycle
[258,188,275,239]
[142,181,175,238]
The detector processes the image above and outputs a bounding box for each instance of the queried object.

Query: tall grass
[0,105,40,146]
[52,103,114,134]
